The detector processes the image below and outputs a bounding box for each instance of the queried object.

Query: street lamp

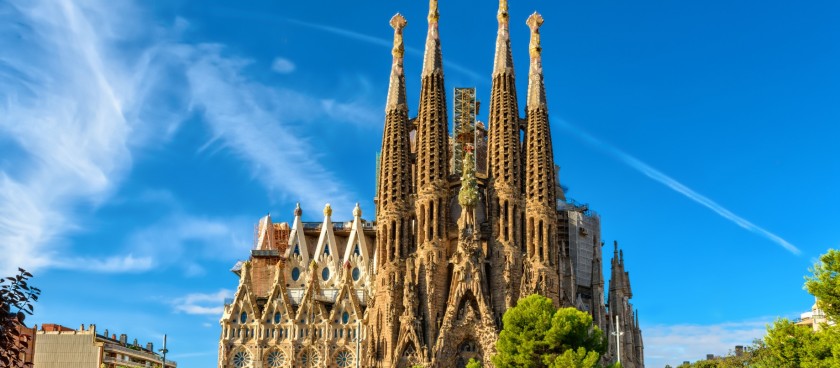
[611,315,623,366]
[158,334,168,368]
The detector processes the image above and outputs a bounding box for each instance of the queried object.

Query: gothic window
[324,244,331,256]
[352,267,361,281]
[354,244,361,256]
[291,268,301,281]
[274,312,281,324]
[240,312,247,324]
[266,350,286,367]
[232,350,251,368]
[335,351,354,367]
[342,311,350,324]
[322,267,330,281]
[293,244,300,255]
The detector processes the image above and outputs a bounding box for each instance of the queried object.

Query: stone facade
[218,1,643,367]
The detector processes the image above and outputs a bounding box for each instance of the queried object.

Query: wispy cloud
[53,254,154,273]
[644,318,769,367]
[172,289,233,316]
[281,17,485,82]
[558,120,801,255]
[271,57,295,74]
[0,0,374,274]
[0,0,172,274]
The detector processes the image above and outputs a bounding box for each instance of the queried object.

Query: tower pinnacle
[386,13,407,110]
[422,0,443,76]
[527,12,546,108]
[493,0,514,75]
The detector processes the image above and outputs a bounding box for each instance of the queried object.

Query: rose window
[232,350,251,368]
[300,350,320,366]
[266,350,286,367]
[335,351,354,367]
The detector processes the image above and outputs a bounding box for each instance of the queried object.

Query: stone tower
[486,0,525,316]
[409,0,452,365]
[606,242,645,368]
[367,13,414,368]
[520,12,563,305]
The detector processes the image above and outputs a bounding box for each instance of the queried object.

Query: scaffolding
[451,87,477,176]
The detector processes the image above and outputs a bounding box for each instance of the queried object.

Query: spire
[386,14,407,110]
[421,0,443,76]
[526,12,546,108]
[493,0,514,75]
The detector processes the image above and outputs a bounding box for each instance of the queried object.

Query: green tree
[805,249,840,320]
[0,268,40,368]
[492,294,608,368]
[465,358,482,368]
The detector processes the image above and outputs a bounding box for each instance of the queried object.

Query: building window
[322,268,330,281]
[354,244,361,256]
[232,350,251,368]
[240,312,247,324]
[291,268,301,281]
[342,311,350,324]
[324,244,331,255]
[274,312,281,324]
[300,350,320,366]
[352,267,361,281]
[266,350,286,368]
[293,244,300,255]
[335,351,354,367]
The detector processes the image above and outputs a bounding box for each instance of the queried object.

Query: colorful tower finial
[497,0,509,25]
[526,12,546,108]
[386,13,407,110]
[493,0,514,74]
[422,0,443,76]
[323,203,332,217]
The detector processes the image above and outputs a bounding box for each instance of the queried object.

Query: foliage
[465,358,482,368]
[805,249,840,320]
[492,294,608,368]
[0,268,40,368]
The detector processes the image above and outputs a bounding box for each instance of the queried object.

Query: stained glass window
[335,351,354,367]
[291,267,300,281]
[266,351,286,367]
[342,311,350,324]
[232,350,251,368]
[322,267,330,281]
[240,312,247,324]
[352,267,361,281]
[274,312,281,324]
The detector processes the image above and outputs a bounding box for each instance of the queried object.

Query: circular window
[274,312,281,324]
[266,350,286,367]
[239,312,247,324]
[321,267,330,281]
[291,267,301,281]
[335,351,354,367]
[342,311,350,324]
[232,350,251,368]
[352,267,361,281]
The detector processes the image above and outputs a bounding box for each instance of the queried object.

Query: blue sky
[1,0,838,367]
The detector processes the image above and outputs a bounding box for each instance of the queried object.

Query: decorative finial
[323,203,332,217]
[527,12,544,59]
[353,203,362,218]
[294,202,302,217]
[390,13,407,59]
[497,0,509,25]
[428,0,439,24]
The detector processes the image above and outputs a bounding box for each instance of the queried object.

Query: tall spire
[486,0,524,312]
[422,0,443,76]
[526,12,547,108]
[386,14,407,110]
[493,0,514,75]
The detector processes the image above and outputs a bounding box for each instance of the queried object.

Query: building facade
[33,324,176,368]
[218,1,643,367]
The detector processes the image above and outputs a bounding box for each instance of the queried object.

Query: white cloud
[271,57,295,73]
[0,0,377,274]
[172,289,233,316]
[644,318,770,367]
[54,254,155,273]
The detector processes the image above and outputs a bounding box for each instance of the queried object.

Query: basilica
[218,1,644,367]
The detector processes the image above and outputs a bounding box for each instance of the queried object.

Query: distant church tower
[218,1,644,367]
